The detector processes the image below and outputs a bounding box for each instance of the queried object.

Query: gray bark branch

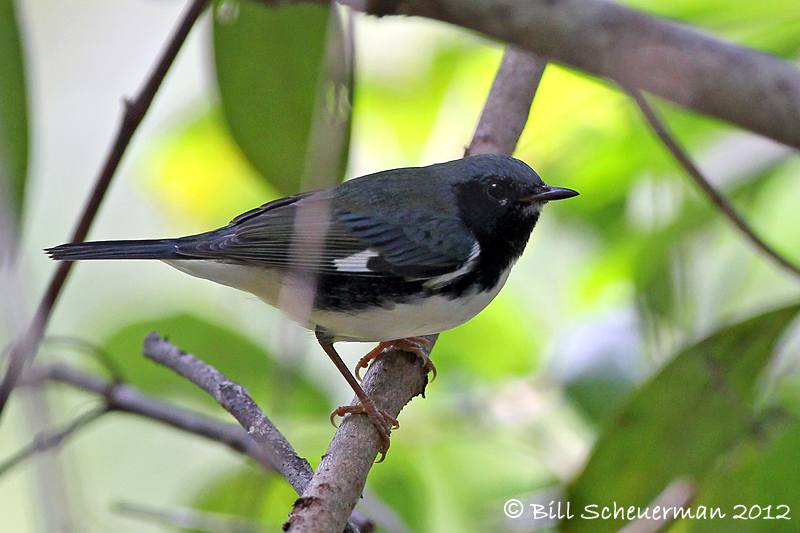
[284,44,545,533]
[142,332,314,494]
[354,0,800,150]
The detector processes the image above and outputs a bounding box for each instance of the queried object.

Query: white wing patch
[423,241,481,288]
[333,249,380,272]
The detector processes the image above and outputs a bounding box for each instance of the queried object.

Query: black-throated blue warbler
[47,154,578,460]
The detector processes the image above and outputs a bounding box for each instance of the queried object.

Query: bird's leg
[355,337,436,382]
[315,328,398,462]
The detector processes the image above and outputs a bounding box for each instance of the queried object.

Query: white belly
[164,259,510,342]
[311,271,509,341]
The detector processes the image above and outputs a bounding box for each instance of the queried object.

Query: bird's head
[441,154,578,244]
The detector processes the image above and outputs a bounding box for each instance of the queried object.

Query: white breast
[310,268,511,342]
[164,259,511,342]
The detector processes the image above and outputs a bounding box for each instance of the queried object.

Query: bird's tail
[46,239,183,261]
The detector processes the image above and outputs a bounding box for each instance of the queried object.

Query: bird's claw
[330,402,399,462]
[355,337,437,382]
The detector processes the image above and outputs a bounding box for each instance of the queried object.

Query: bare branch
[284,343,432,533]
[361,0,800,150]
[627,87,800,278]
[142,332,314,493]
[30,363,280,472]
[466,46,546,157]
[0,0,210,421]
[284,44,543,533]
[0,406,106,477]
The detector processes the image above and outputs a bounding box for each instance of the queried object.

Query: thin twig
[0,407,107,477]
[31,362,280,472]
[0,0,210,421]
[142,333,314,494]
[627,87,800,279]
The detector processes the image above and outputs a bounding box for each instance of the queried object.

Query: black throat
[450,185,541,295]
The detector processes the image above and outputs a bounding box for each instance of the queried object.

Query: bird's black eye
[486,179,508,201]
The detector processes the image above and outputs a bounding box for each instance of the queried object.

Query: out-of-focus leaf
[101,314,328,418]
[624,0,800,55]
[0,0,28,231]
[142,110,275,229]
[565,373,638,424]
[188,466,295,531]
[673,415,800,533]
[563,304,800,533]
[213,2,350,196]
[433,290,540,381]
[356,41,497,165]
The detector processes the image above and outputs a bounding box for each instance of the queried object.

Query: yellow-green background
[2,0,800,531]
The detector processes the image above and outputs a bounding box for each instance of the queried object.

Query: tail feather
[46,239,182,261]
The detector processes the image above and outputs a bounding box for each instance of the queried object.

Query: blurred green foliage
[4,1,800,532]
[142,110,276,229]
[565,304,800,533]
[0,0,28,232]
[213,2,349,196]
[101,313,329,419]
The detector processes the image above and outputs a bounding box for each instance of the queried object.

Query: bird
[47,154,578,460]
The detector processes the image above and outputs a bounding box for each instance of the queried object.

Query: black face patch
[452,176,542,286]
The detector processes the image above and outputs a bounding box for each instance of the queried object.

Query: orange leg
[316,329,400,462]
[355,336,437,382]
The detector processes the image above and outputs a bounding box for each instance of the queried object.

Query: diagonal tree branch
[358,0,800,150]
[29,362,281,472]
[142,332,314,493]
[466,46,547,157]
[283,45,547,533]
[0,0,211,421]
[626,87,800,278]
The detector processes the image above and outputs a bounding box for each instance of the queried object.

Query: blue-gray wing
[172,191,477,280]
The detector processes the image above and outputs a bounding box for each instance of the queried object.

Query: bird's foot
[355,336,437,382]
[330,399,399,462]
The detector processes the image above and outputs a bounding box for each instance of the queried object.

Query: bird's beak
[523,185,579,204]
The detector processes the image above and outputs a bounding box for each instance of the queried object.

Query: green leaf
[101,313,328,418]
[213,2,350,196]
[675,415,800,533]
[189,466,296,531]
[0,0,29,231]
[563,304,800,533]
